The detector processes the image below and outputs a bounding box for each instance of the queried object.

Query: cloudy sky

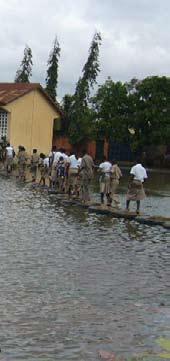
[0,0,169,99]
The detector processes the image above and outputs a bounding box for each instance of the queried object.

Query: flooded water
[0,170,169,361]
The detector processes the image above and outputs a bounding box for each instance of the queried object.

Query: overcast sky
[0,0,170,99]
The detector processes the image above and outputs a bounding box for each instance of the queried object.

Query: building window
[0,111,8,139]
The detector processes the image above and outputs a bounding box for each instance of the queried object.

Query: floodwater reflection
[0,173,169,361]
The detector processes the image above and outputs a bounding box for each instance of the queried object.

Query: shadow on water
[0,173,169,360]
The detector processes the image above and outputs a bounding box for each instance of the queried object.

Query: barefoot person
[126,158,147,214]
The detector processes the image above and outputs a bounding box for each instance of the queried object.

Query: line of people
[3,143,148,213]
[98,156,147,214]
[3,144,94,203]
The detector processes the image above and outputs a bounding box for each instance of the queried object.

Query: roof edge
[0,83,63,116]
[38,85,63,116]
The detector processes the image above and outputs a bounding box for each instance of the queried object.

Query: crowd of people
[3,143,148,214]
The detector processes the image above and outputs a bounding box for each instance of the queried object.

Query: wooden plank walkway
[0,171,169,230]
[35,187,170,229]
[47,193,170,229]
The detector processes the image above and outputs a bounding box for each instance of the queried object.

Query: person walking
[109,160,122,208]
[98,157,112,205]
[79,150,94,203]
[67,152,79,197]
[49,160,58,189]
[57,156,66,192]
[39,154,50,186]
[17,146,27,181]
[30,149,39,182]
[5,143,15,175]
[126,158,148,214]
[49,146,57,168]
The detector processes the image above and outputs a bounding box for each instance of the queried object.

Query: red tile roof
[0,83,62,115]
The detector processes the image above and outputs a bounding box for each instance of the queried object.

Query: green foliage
[90,76,170,151]
[75,32,102,103]
[15,45,33,83]
[45,36,61,101]
[91,78,131,142]
[68,106,94,144]
[53,118,61,132]
[130,76,170,148]
[57,94,75,135]
[62,94,75,120]
[68,32,102,144]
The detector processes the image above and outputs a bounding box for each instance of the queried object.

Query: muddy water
[0,171,169,361]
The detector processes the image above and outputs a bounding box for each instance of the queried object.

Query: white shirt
[6,146,14,157]
[61,152,69,162]
[49,151,56,160]
[99,161,112,173]
[69,154,79,168]
[77,157,82,167]
[44,157,50,167]
[130,163,147,182]
[54,151,62,162]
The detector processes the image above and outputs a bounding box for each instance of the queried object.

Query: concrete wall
[3,90,59,155]
[53,135,109,160]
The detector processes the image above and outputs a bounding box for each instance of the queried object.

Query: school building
[0,83,61,154]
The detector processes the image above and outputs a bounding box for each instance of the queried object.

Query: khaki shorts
[99,174,111,194]
[68,168,78,187]
[6,157,13,166]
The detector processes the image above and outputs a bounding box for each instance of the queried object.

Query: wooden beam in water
[136,215,170,228]
[88,205,137,219]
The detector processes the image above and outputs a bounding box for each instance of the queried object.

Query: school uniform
[110,164,122,207]
[80,154,94,202]
[57,159,66,191]
[30,153,39,180]
[126,164,147,201]
[99,161,112,194]
[68,155,79,191]
[17,150,27,179]
[5,146,14,172]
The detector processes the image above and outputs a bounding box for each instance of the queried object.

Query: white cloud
[0,0,169,99]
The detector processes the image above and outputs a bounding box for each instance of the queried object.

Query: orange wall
[53,136,109,160]
[54,136,73,153]
[87,140,96,159]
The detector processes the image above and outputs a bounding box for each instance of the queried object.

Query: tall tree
[129,76,170,149]
[91,78,131,142]
[46,36,61,101]
[75,32,102,103]
[15,45,33,83]
[68,32,102,144]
